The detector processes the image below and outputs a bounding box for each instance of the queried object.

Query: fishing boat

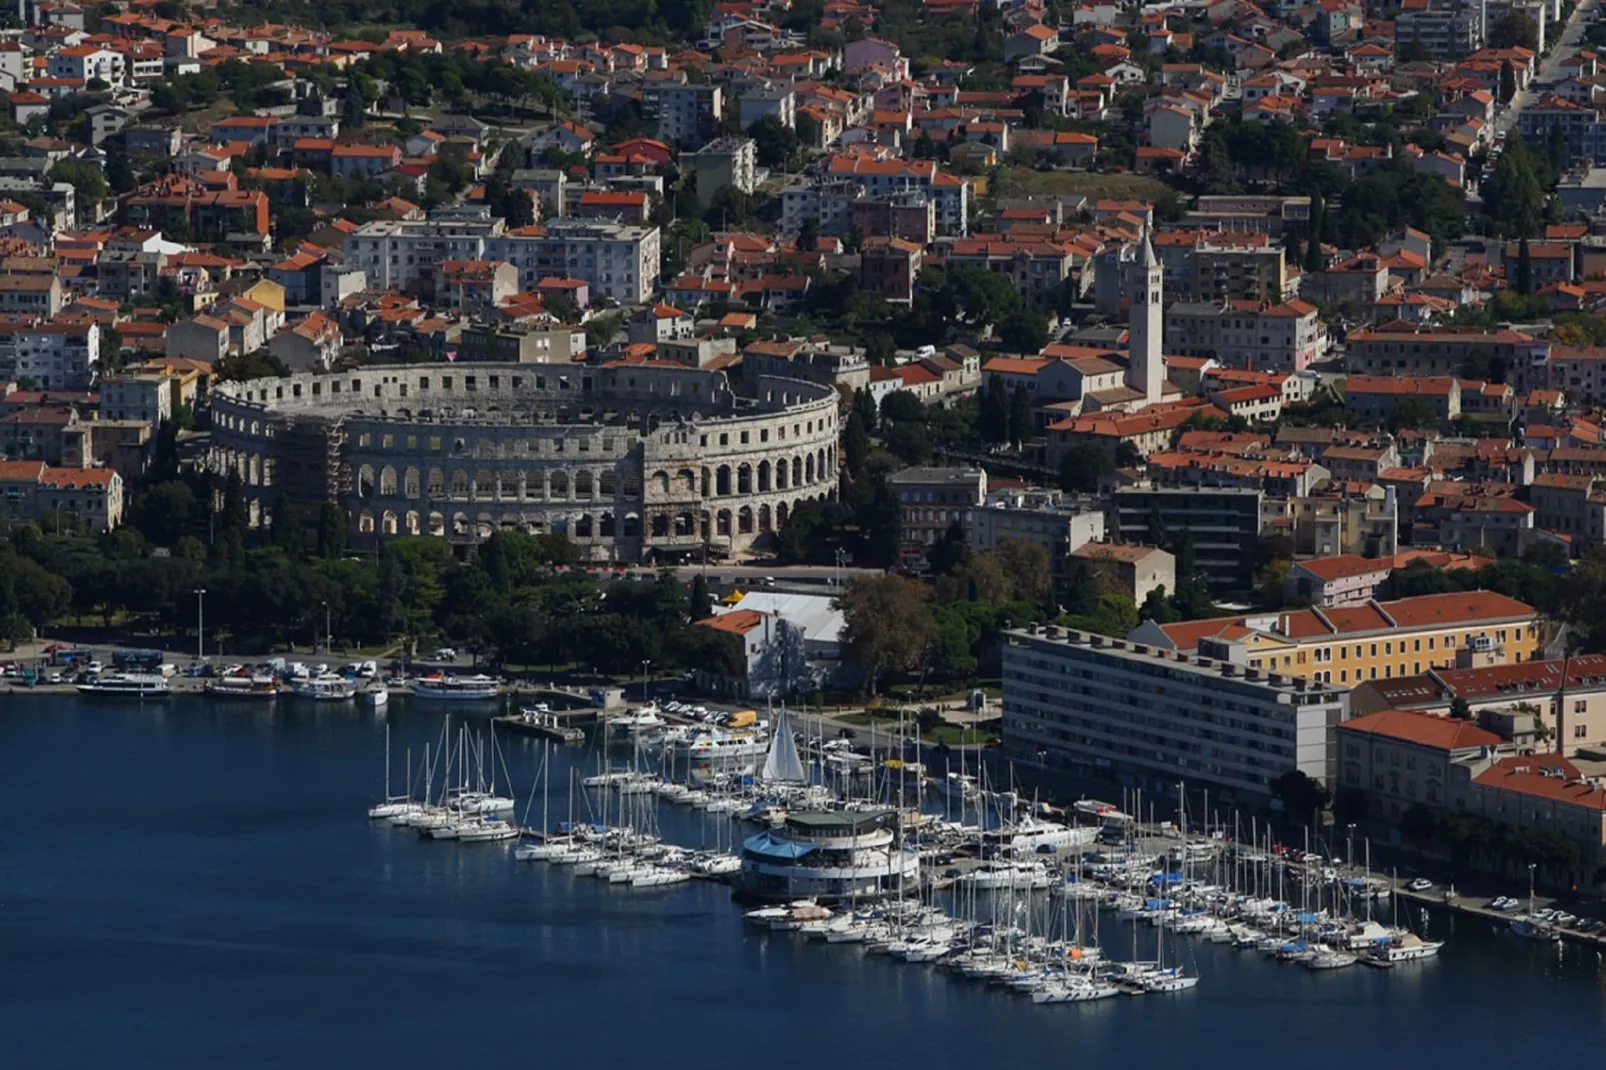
[411,673,501,701]
[204,674,279,700]
[290,673,355,701]
[77,672,171,699]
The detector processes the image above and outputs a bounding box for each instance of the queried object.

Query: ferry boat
[411,673,501,701]
[76,672,171,699]
[289,673,356,701]
[205,674,280,700]
[736,809,921,902]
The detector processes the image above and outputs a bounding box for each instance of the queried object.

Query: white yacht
[930,772,979,800]
[290,674,355,701]
[360,682,389,709]
[673,727,770,771]
[955,861,1053,891]
[608,704,666,737]
[411,673,501,701]
[77,673,171,699]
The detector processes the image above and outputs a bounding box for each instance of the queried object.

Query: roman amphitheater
[208,362,841,561]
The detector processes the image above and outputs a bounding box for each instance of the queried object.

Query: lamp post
[321,601,331,656]
[1347,823,1356,870]
[641,659,652,703]
[1528,861,1538,917]
[193,588,206,662]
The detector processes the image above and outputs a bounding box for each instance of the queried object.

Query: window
[1575,723,1588,739]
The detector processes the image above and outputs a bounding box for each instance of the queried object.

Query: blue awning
[743,831,821,860]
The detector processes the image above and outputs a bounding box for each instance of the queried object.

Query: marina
[9,695,1606,1069]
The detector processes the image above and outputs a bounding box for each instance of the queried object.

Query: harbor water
[6,695,1606,1069]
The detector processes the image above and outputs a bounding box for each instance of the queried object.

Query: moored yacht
[77,672,171,699]
[205,674,279,700]
[411,673,501,701]
[290,673,355,701]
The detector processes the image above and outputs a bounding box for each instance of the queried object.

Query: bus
[112,650,164,672]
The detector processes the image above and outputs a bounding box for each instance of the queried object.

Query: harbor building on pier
[737,810,921,902]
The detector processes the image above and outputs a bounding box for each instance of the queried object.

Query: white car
[430,648,457,661]
[1407,878,1433,892]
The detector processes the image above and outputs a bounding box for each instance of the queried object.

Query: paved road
[1494,0,1598,140]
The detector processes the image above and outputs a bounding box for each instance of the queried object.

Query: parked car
[430,647,457,661]
[1407,878,1433,892]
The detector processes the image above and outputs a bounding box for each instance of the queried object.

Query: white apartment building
[783,156,970,237]
[0,320,99,390]
[1165,299,1328,373]
[643,83,724,148]
[1002,626,1351,799]
[345,215,504,293]
[48,46,126,87]
[348,214,661,304]
[486,219,661,304]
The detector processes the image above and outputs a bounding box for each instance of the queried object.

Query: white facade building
[0,321,99,389]
[1002,626,1351,799]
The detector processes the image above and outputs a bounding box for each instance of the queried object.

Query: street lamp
[641,659,652,703]
[193,588,206,662]
[320,601,331,656]
[1528,861,1538,916]
[1347,823,1356,870]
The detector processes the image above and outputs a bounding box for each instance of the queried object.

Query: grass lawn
[838,711,996,746]
[989,166,1175,205]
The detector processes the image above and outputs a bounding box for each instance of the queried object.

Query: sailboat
[367,725,421,819]
[760,704,808,786]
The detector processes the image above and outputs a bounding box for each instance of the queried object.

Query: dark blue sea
[4,695,1606,1069]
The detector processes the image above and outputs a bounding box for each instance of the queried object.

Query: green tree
[999,306,1049,354]
[1009,384,1033,445]
[1058,442,1113,493]
[978,383,1010,443]
[1499,60,1517,105]
[46,160,108,212]
[689,573,713,620]
[316,502,347,558]
[1490,11,1539,49]
[1516,237,1533,295]
[746,114,799,170]
[1484,136,1547,238]
[839,573,937,696]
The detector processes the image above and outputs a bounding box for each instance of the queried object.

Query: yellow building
[1128,591,1541,686]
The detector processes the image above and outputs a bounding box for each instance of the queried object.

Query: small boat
[77,672,171,699]
[360,682,389,709]
[1379,934,1444,962]
[608,704,666,737]
[290,674,355,701]
[1141,973,1200,993]
[411,673,501,701]
[1305,949,1359,971]
[205,674,279,700]
[1510,915,1561,942]
[453,817,519,843]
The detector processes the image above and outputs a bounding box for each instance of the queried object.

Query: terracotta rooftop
[1337,708,1501,751]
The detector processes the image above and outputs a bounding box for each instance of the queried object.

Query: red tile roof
[1337,708,1502,750]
